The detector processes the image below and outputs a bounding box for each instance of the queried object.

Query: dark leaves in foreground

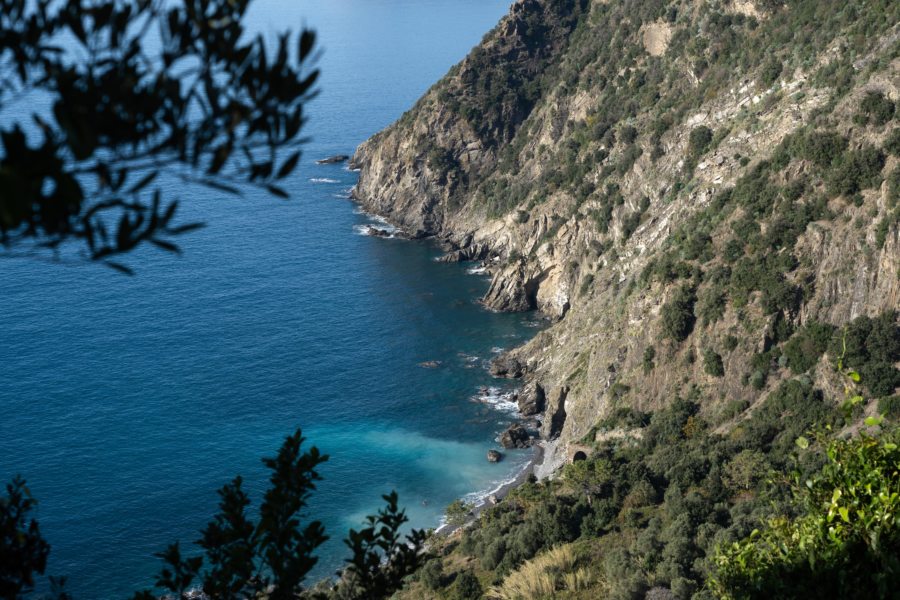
[0,477,50,599]
[0,0,319,270]
[129,429,423,600]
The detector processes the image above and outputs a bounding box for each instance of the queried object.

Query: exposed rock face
[487,449,503,463]
[499,424,531,449]
[352,0,900,476]
[489,355,525,379]
[540,387,568,440]
[517,382,546,416]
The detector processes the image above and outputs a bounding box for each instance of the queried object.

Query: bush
[446,499,474,527]
[453,571,483,600]
[689,126,714,157]
[879,396,900,420]
[830,311,900,398]
[421,558,445,590]
[643,346,657,374]
[661,285,697,342]
[792,131,847,168]
[856,90,896,126]
[704,349,725,377]
[782,322,836,374]
[723,450,769,493]
[758,56,783,87]
[826,146,886,197]
[711,430,900,599]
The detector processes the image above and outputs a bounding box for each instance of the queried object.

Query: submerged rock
[418,360,442,369]
[316,154,350,164]
[487,449,503,463]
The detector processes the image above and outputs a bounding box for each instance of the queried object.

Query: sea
[0,1,539,597]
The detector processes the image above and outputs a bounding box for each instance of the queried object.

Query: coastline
[433,440,545,539]
[348,194,549,535]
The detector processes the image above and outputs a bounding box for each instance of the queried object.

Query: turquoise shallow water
[0,1,534,597]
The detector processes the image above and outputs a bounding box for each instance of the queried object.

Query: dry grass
[486,544,597,600]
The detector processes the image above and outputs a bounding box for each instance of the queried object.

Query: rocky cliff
[353,0,900,474]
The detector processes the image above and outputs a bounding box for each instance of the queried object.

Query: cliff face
[353,0,900,471]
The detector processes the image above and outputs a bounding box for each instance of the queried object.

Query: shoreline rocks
[487,449,503,463]
[499,423,531,449]
[489,355,525,378]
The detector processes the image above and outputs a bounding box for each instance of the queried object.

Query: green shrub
[711,430,900,599]
[704,349,725,377]
[453,571,483,600]
[758,56,783,87]
[689,126,714,157]
[885,128,900,156]
[661,285,697,342]
[792,131,847,168]
[879,396,900,420]
[420,558,445,590]
[782,322,836,374]
[830,311,900,397]
[856,90,896,126]
[723,450,769,493]
[723,335,740,352]
[643,346,657,374]
[826,146,886,197]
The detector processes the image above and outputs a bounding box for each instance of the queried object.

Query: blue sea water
[0,1,534,597]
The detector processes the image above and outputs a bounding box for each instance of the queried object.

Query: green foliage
[782,321,836,374]
[129,430,424,600]
[419,558,444,591]
[643,346,657,374]
[885,128,900,156]
[878,396,900,421]
[711,429,900,599]
[0,477,51,600]
[689,126,714,158]
[723,450,769,493]
[831,312,900,398]
[446,499,474,527]
[0,0,318,271]
[340,492,428,599]
[758,56,783,87]
[704,349,725,377]
[452,571,483,600]
[661,285,697,342]
[826,146,886,197]
[856,90,896,126]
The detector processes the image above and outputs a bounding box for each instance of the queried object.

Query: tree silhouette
[0,0,318,273]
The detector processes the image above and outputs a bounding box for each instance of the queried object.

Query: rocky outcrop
[499,424,531,449]
[487,449,503,463]
[540,387,568,440]
[489,354,525,379]
[517,382,546,416]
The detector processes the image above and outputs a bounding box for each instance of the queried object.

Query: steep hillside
[351,0,900,596]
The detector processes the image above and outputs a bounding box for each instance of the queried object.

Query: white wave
[473,386,519,414]
[309,177,340,184]
[490,346,504,354]
[435,459,535,532]
[466,265,488,275]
